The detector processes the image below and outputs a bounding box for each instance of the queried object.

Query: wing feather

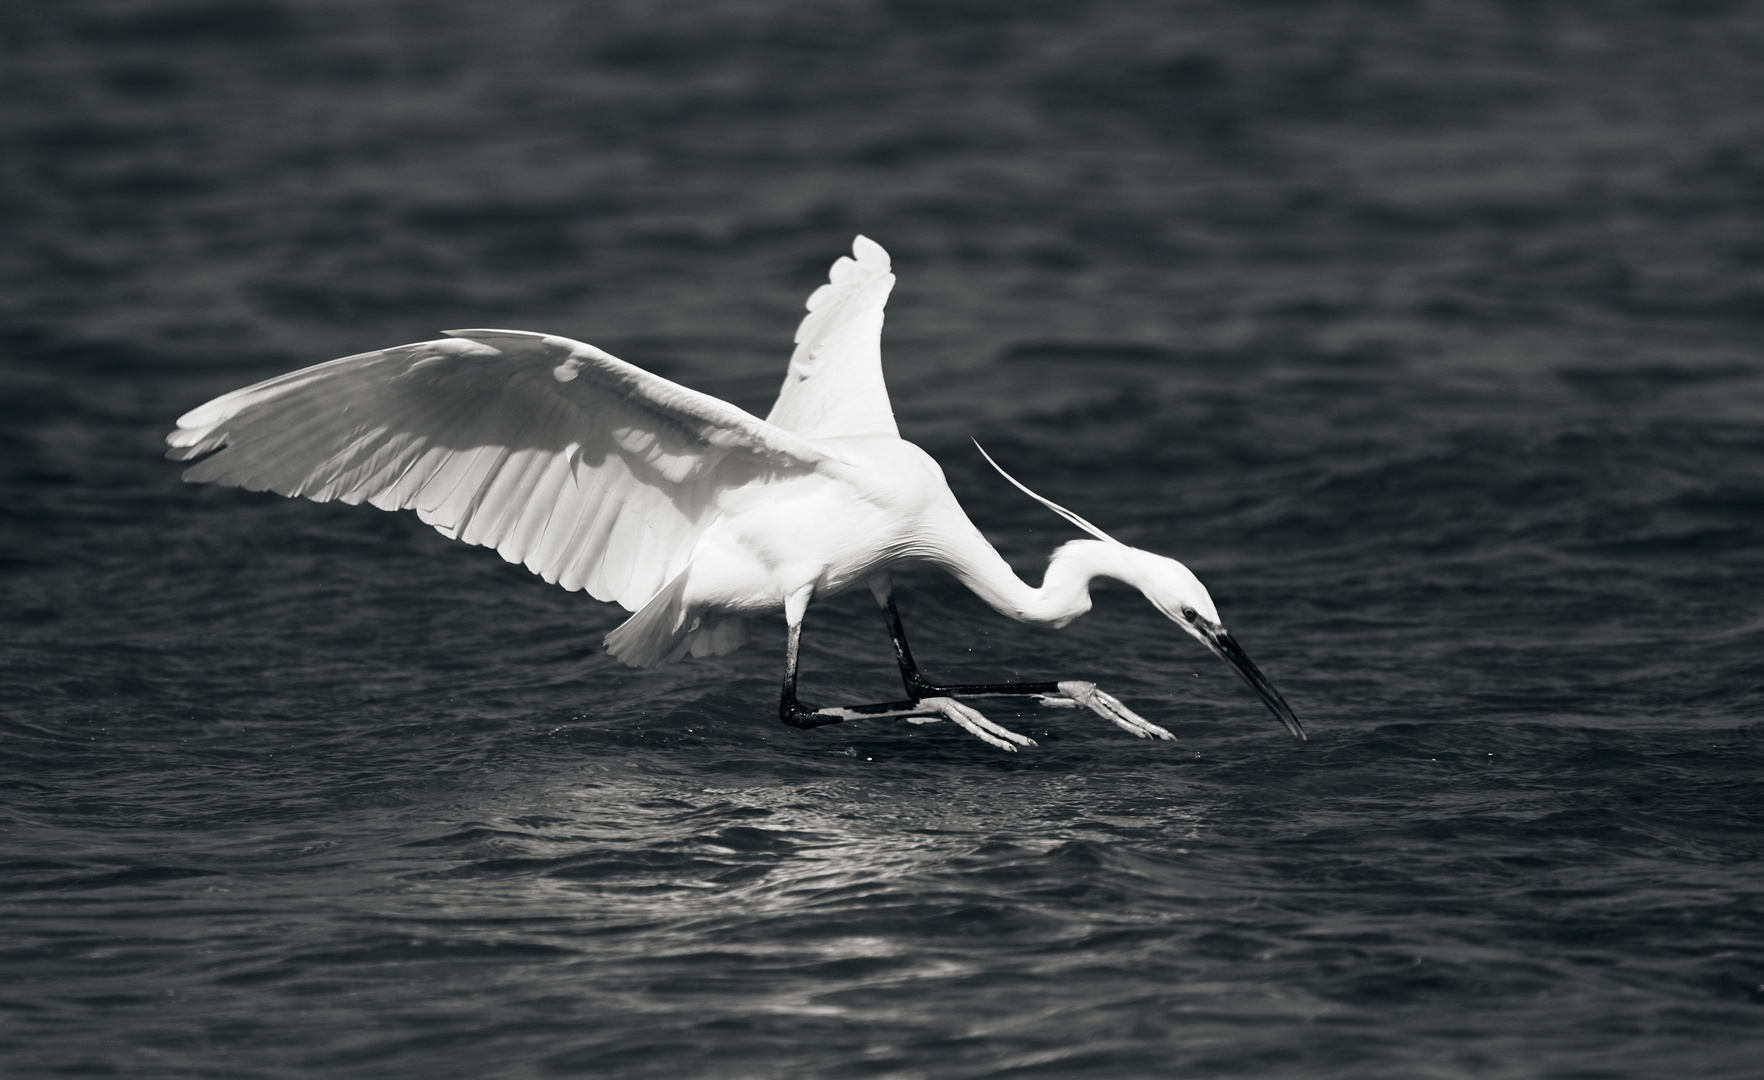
[598,495,648,604]
[567,478,627,596]
[168,332,826,612]
[414,441,500,527]
[530,467,603,589]
[365,433,449,508]
[367,389,488,504]
[764,235,899,439]
[321,426,407,503]
[438,444,517,540]
[368,440,451,512]
[468,445,548,551]
[498,449,574,565]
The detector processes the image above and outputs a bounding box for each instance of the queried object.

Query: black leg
[880,595,1061,701]
[779,617,928,729]
[875,593,1174,742]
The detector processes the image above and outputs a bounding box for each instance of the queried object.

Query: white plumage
[168,236,1302,749]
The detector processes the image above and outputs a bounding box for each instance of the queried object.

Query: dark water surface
[5,2,1764,1077]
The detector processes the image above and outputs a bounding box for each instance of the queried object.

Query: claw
[918,697,1037,751]
[1055,681,1174,740]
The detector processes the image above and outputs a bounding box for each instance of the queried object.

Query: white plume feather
[973,441,1120,545]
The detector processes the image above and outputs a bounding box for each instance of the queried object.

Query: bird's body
[606,434,955,667]
[168,237,1302,749]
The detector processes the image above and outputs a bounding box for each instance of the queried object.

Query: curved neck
[944,539,1147,629]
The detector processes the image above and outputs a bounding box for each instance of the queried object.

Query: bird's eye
[1181,606,1199,623]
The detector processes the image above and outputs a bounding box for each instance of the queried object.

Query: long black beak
[1200,626,1305,739]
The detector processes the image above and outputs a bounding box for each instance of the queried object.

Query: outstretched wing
[764,234,899,439]
[166,329,830,612]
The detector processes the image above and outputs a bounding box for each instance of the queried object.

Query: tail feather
[604,573,689,668]
[603,572,749,668]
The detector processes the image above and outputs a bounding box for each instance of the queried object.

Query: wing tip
[804,237,896,317]
[851,235,890,269]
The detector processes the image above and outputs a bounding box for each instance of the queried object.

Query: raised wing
[166,330,829,612]
[764,235,899,439]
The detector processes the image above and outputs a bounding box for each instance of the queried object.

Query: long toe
[919,697,1037,751]
[1056,681,1175,740]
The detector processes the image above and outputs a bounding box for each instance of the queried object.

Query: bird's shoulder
[813,434,952,504]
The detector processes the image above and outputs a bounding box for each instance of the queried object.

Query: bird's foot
[781,698,941,729]
[1034,681,1174,740]
[915,697,1037,752]
[781,697,1033,751]
[781,705,846,729]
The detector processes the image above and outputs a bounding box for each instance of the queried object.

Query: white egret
[166,236,1303,750]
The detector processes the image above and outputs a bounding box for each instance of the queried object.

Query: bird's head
[978,443,1305,740]
[1123,547,1304,739]
[1123,547,1220,629]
